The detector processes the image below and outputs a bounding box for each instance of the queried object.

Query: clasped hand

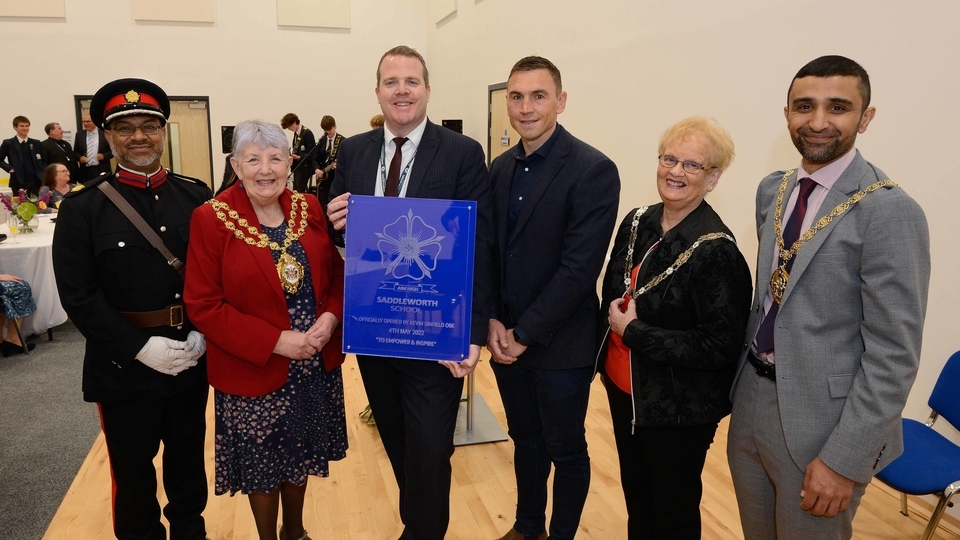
[136,332,205,376]
[486,319,526,364]
[607,297,637,336]
[273,313,340,360]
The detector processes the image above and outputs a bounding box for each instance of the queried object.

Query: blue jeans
[492,362,592,540]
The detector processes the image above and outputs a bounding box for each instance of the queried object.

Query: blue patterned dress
[213,222,347,495]
[0,279,37,319]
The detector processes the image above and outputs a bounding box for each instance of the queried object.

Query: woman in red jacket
[185,119,345,540]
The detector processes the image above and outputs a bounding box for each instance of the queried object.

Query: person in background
[41,122,79,180]
[0,274,37,356]
[185,119,346,540]
[313,115,343,205]
[280,113,317,193]
[599,117,752,539]
[0,116,45,194]
[39,163,74,212]
[74,113,113,184]
[369,114,385,128]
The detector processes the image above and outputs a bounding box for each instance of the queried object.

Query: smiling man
[0,115,45,193]
[327,45,493,540]
[52,78,212,540]
[486,56,620,540]
[727,55,931,539]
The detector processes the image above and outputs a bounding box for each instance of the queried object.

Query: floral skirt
[214,356,348,495]
[0,280,37,319]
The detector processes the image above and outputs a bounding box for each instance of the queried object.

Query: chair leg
[900,492,909,516]
[920,483,959,540]
[47,327,53,341]
[12,318,28,355]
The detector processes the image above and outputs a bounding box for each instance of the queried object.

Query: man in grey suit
[487,56,620,540]
[728,55,931,539]
[327,45,493,540]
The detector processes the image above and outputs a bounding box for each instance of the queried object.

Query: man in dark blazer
[727,55,930,539]
[281,112,317,193]
[41,122,80,181]
[486,56,620,540]
[313,114,343,205]
[0,116,46,193]
[74,113,113,184]
[327,45,493,540]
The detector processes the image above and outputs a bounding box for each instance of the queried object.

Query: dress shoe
[1,340,34,357]
[496,528,547,540]
[278,526,312,540]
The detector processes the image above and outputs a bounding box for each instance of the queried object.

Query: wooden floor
[44,352,960,539]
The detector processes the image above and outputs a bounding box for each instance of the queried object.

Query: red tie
[385,137,408,197]
[755,177,817,353]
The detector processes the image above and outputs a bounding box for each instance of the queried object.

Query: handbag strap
[97,181,186,279]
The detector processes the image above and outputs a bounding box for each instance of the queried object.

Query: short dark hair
[44,122,58,135]
[789,55,871,110]
[377,45,429,86]
[509,56,562,93]
[280,113,300,129]
[320,115,336,131]
[12,116,29,128]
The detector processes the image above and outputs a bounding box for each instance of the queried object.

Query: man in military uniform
[281,112,317,193]
[52,78,211,540]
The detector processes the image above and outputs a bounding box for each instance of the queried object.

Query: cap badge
[125,90,141,103]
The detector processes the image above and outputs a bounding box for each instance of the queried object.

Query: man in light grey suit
[728,55,931,539]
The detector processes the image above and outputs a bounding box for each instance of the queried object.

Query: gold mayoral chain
[769,170,896,305]
[207,192,310,294]
[623,206,735,299]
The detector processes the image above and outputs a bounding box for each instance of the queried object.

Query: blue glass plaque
[343,195,476,362]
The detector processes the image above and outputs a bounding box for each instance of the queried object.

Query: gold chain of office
[206,192,310,294]
[623,205,735,299]
[769,169,896,304]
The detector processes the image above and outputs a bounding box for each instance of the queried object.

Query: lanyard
[379,138,416,195]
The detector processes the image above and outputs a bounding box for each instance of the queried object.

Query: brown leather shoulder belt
[120,304,186,328]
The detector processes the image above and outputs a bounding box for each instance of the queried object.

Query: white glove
[184,331,206,361]
[136,336,192,375]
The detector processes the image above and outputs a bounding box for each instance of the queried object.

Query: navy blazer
[0,136,45,193]
[329,119,494,345]
[489,124,620,370]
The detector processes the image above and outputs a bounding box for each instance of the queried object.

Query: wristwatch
[512,329,528,347]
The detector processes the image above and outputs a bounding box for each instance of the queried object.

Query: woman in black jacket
[599,116,752,540]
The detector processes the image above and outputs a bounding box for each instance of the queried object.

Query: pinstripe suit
[329,119,493,540]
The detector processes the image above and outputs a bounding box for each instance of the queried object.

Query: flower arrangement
[1,189,52,231]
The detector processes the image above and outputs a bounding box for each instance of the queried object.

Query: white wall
[2,0,958,522]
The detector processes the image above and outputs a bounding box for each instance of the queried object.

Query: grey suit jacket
[730,150,930,483]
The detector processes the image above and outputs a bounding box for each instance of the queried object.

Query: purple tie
[385,137,408,197]
[755,177,817,353]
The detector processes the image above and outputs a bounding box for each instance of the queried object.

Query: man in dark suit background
[41,122,80,181]
[327,45,493,540]
[0,115,46,193]
[281,112,317,193]
[313,114,343,204]
[487,56,620,540]
[74,113,113,184]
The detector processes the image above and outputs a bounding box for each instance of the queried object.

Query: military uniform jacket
[52,170,212,402]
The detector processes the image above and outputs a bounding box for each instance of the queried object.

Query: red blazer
[185,185,345,397]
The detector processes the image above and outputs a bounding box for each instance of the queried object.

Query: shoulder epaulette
[64,175,107,197]
[166,169,205,185]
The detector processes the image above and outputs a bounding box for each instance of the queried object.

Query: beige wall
[2,0,958,519]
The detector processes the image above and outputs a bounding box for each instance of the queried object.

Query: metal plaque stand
[454,372,508,446]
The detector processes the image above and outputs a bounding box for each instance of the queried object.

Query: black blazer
[489,124,620,370]
[291,127,318,176]
[329,119,494,345]
[73,129,113,177]
[0,136,45,193]
[41,137,80,180]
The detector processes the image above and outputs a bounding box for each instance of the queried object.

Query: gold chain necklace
[769,170,896,304]
[623,206,735,299]
[207,192,310,294]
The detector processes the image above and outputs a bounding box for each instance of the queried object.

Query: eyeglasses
[658,154,714,174]
[110,124,162,137]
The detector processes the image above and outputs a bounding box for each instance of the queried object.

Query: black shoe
[1,340,34,357]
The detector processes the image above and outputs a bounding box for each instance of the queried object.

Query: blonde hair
[658,116,735,171]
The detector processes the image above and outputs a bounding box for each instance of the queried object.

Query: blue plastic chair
[875,350,960,540]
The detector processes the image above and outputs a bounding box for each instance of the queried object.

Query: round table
[0,214,68,335]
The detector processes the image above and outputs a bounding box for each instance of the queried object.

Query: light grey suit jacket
[730,150,930,483]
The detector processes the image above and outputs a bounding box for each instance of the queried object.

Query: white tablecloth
[0,214,68,335]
